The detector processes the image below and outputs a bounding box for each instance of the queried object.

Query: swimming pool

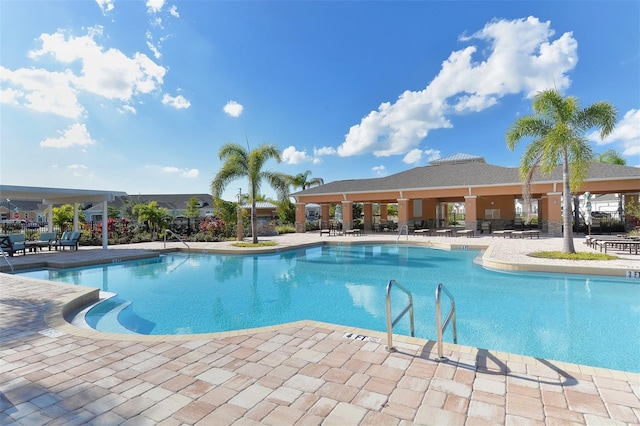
[19,244,640,372]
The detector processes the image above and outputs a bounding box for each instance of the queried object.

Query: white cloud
[121,104,137,114]
[67,163,89,177]
[169,5,179,18]
[589,109,640,157]
[146,34,162,59]
[67,164,87,170]
[162,93,191,109]
[403,149,424,164]
[40,123,96,148]
[95,0,114,14]
[338,16,578,158]
[314,146,337,156]
[282,146,314,164]
[1,66,85,118]
[402,148,441,164]
[424,149,441,163]
[223,100,243,117]
[2,29,168,119]
[372,165,386,175]
[0,88,24,105]
[146,0,165,14]
[27,30,166,101]
[181,169,199,178]
[159,166,199,178]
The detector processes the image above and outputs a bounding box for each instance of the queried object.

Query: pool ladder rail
[163,229,190,254]
[0,246,14,272]
[396,224,409,242]
[385,280,457,362]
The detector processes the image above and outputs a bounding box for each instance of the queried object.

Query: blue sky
[1,1,639,201]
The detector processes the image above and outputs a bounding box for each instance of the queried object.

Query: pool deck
[1,232,639,425]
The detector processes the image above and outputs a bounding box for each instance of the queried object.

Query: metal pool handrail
[435,283,457,361]
[396,224,409,242]
[163,229,190,254]
[0,246,14,272]
[385,279,414,352]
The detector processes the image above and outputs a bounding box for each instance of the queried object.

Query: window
[413,200,422,217]
[484,209,501,219]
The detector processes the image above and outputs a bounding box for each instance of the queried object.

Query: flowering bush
[198,216,226,238]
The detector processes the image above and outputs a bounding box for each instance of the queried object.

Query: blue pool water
[18,244,640,372]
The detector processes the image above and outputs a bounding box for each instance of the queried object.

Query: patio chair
[55,231,81,251]
[35,232,57,251]
[1,234,26,256]
[481,221,492,234]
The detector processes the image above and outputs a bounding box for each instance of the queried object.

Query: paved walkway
[1,232,639,425]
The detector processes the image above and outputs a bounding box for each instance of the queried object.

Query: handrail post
[386,279,414,352]
[435,283,457,361]
[163,229,190,254]
[396,224,409,242]
[0,246,14,272]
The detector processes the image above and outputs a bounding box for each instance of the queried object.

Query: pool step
[73,292,140,334]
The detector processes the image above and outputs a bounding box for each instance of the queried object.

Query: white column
[102,201,108,249]
[47,203,53,232]
[73,203,79,231]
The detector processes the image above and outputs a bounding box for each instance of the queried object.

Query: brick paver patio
[1,233,639,425]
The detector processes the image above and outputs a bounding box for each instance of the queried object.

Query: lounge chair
[55,231,81,251]
[0,234,26,256]
[481,221,492,234]
[35,232,57,251]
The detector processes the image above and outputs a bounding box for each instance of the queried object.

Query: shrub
[276,224,296,234]
[199,216,227,239]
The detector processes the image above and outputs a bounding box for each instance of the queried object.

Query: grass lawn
[529,251,618,260]
[232,241,278,248]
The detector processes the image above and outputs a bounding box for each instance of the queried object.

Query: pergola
[0,185,127,249]
[291,155,640,236]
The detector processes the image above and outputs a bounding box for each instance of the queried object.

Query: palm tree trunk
[251,199,258,244]
[562,158,576,253]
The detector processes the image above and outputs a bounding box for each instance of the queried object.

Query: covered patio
[0,185,127,250]
[291,155,640,236]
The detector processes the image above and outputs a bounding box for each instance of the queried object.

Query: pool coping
[6,238,637,277]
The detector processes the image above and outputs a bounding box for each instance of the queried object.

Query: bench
[435,229,452,237]
[345,229,362,236]
[413,228,430,236]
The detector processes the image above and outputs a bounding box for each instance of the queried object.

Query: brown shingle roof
[292,162,640,196]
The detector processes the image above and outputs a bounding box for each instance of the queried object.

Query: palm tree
[506,89,617,253]
[211,143,282,243]
[595,149,626,165]
[132,201,170,240]
[290,170,324,191]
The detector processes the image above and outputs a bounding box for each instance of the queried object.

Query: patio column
[397,198,409,231]
[101,201,108,249]
[546,192,562,236]
[295,202,306,233]
[380,203,388,225]
[363,202,373,231]
[341,201,353,230]
[47,202,53,232]
[464,195,478,232]
[73,203,79,232]
[321,204,330,229]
